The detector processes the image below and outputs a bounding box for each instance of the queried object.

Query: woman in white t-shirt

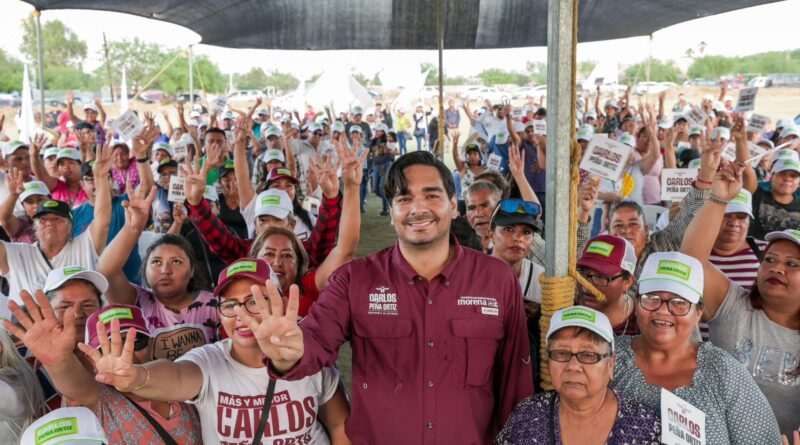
[0,329,45,443]
[83,258,351,445]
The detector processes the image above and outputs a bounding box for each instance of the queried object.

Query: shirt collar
[391,234,463,284]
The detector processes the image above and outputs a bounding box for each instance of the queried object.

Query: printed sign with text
[578,135,633,182]
[110,109,144,141]
[212,96,228,114]
[487,153,503,171]
[533,120,547,135]
[167,175,186,203]
[735,87,758,112]
[173,143,188,160]
[683,107,708,129]
[746,114,769,134]
[661,388,705,445]
[661,168,698,202]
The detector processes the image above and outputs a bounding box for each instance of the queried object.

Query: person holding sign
[681,162,800,436]
[611,249,781,444]
[497,306,660,444]
[451,130,486,214]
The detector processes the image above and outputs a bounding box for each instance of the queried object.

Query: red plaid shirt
[186,195,341,268]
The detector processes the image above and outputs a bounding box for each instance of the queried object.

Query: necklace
[620,295,632,334]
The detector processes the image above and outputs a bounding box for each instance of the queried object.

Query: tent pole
[544,0,576,276]
[188,45,194,104]
[34,10,45,127]
[436,0,445,160]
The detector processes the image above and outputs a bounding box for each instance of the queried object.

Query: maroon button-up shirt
[269,238,534,445]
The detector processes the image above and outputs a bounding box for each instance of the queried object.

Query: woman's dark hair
[384,151,455,202]
[141,234,208,292]
[293,200,314,230]
[609,201,645,223]
[249,226,309,293]
[474,171,510,199]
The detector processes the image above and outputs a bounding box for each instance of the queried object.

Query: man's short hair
[205,127,226,138]
[474,171,510,199]
[384,151,456,203]
[466,181,502,205]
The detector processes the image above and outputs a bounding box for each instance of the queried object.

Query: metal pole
[34,10,45,126]
[103,32,114,103]
[188,46,194,104]
[646,34,653,82]
[436,0,445,160]
[544,0,576,277]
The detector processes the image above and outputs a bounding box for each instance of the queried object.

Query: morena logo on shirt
[35,417,78,444]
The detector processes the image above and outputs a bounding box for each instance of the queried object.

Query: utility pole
[103,32,114,103]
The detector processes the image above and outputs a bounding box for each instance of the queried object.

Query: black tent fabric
[22,0,779,50]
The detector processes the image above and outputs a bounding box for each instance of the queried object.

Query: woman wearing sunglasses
[497,306,660,444]
[611,251,781,444]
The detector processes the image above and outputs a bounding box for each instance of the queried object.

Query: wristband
[709,193,731,206]
[695,178,712,185]
[133,364,150,391]
[136,157,149,164]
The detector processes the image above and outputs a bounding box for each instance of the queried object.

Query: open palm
[77,318,140,392]
[2,290,77,367]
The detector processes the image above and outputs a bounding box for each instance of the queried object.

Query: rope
[537,0,606,390]
[133,49,185,100]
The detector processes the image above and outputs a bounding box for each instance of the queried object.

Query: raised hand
[234,117,252,146]
[2,290,77,367]
[577,176,600,221]
[731,115,746,142]
[66,91,74,105]
[122,184,157,232]
[234,280,304,372]
[92,137,114,177]
[711,162,744,201]
[204,140,226,170]
[132,122,160,160]
[309,153,341,198]
[508,142,526,180]
[29,133,48,158]
[334,134,368,187]
[6,167,25,196]
[172,203,188,226]
[78,318,141,392]
[181,157,207,206]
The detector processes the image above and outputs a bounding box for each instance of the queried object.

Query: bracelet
[136,157,149,164]
[133,364,150,391]
[695,178,712,185]
[709,193,731,206]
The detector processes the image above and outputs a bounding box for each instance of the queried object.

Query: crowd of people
[0,80,797,445]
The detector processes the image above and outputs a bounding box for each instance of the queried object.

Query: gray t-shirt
[708,281,800,435]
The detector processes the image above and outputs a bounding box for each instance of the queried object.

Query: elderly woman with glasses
[497,306,660,444]
[611,252,781,444]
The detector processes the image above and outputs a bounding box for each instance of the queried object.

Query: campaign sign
[111,109,144,141]
[661,168,698,202]
[167,175,186,203]
[533,119,547,135]
[721,142,737,162]
[684,107,708,128]
[0,295,10,321]
[578,135,633,182]
[745,142,767,166]
[661,388,705,445]
[747,114,769,134]
[172,143,188,160]
[212,96,228,114]
[487,153,503,172]
[735,87,758,112]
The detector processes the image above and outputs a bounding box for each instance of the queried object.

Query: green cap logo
[223,160,234,169]
[783,160,800,169]
[35,417,78,444]
[586,241,615,257]
[260,195,281,207]
[776,150,795,159]
[787,230,800,240]
[656,260,691,281]
[732,192,749,204]
[227,260,258,277]
[562,307,596,323]
[98,307,133,324]
[63,266,85,276]
[276,168,292,177]
[43,200,59,208]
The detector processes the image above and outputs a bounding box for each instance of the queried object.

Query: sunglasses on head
[496,199,542,218]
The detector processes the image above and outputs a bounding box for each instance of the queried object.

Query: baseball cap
[712,127,730,140]
[577,124,594,141]
[713,101,726,112]
[490,199,542,232]
[308,122,323,134]
[223,111,235,120]
[254,189,293,220]
[56,148,81,163]
[263,125,282,139]
[585,110,597,120]
[673,114,688,124]
[266,167,299,186]
[43,146,60,159]
[604,99,620,110]
[657,118,673,130]
[213,258,281,297]
[257,109,269,116]
[263,149,286,164]
[774,149,799,162]
[189,110,201,119]
[85,304,148,349]
[3,140,29,157]
[779,126,800,140]
[43,266,108,294]
[687,158,702,169]
[156,159,179,174]
[73,121,94,132]
[21,406,106,445]
[375,123,389,133]
[153,141,173,157]
[688,126,704,137]
[80,160,95,178]
[725,189,753,218]
[756,139,775,150]
[83,102,98,112]
[349,125,363,134]
[19,181,50,202]
[174,133,194,147]
[217,158,235,178]
[464,143,481,154]
[618,132,635,148]
[776,118,792,129]
[577,235,637,277]
[33,200,72,220]
[352,106,364,115]
[331,121,345,133]
[204,185,219,202]
[764,229,800,250]
[546,306,615,352]
[771,158,800,175]
[723,95,733,103]
[638,252,704,304]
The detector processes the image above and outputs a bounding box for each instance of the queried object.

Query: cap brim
[546,320,614,351]
[493,213,540,231]
[267,174,299,185]
[638,278,701,304]
[724,203,753,218]
[19,190,48,202]
[213,272,269,297]
[33,208,71,220]
[764,231,800,248]
[254,207,291,220]
[45,270,109,294]
[577,256,624,277]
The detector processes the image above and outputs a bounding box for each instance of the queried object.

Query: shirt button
[427,341,434,347]
[427,298,433,305]
[362,383,368,389]
[427,380,434,388]
[426,422,434,429]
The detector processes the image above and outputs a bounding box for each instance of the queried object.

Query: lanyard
[37,244,54,271]
[252,378,277,445]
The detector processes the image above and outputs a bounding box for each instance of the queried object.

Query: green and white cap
[263,125,282,139]
[19,181,50,202]
[618,132,635,148]
[688,126,704,137]
[254,189,293,220]
[687,158,702,169]
[331,120,346,133]
[21,406,107,445]
[711,126,730,141]
[725,189,753,218]
[43,147,60,159]
[153,141,174,157]
[638,252,704,304]
[771,158,800,175]
[262,149,286,164]
[765,229,800,249]
[576,124,594,141]
[43,266,108,295]
[546,306,614,352]
[774,149,800,162]
[204,185,219,202]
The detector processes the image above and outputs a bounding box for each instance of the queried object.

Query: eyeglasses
[577,267,626,287]
[638,294,693,316]
[548,349,612,364]
[496,199,542,218]
[218,298,260,318]
[312,131,323,136]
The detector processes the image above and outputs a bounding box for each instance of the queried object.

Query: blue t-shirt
[489,137,510,173]
[72,194,141,284]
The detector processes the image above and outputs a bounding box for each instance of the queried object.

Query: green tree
[479,68,529,86]
[44,65,93,90]
[20,17,87,70]
[156,50,226,95]
[0,50,24,92]
[687,55,736,79]
[525,61,547,85]
[352,72,368,88]
[93,38,165,91]
[578,60,598,79]
[265,70,299,93]
[235,67,270,90]
[421,63,439,85]
[621,59,682,83]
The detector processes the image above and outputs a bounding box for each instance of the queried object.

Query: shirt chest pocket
[353,318,413,390]
[451,318,504,387]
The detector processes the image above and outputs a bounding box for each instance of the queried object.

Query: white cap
[19,181,50,202]
[765,229,800,248]
[618,132,635,148]
[771,158,800,175]
[174,133,194,147]
[657,118,673,130]
[723,95,733,103]
[43,147,60,159]
[352,106,364,115]
[254,189,293,220]
[546,306,615,352]
[331,121,345,133]
[776,118,792,129]
[725,189,753,218]
[756,139,775,150]
[189,110,201,119]
[262,149,286,164]
[702,94,715,102]
[21,407,107,445]
[56,149,81,163]
[604,99,620,110]
[689,126,704,137]
[687,158,702,169]
[712,127,730,140]
[638,252,704,304]
[192,104,203,111]
[3,141,28,157]
[257,108,269,116]
[204,185,219,202]
[43,266,108,295]
[349,125,363,134]
[83,103,98,113]
[577,124,594,141]
[585,110,597,120]
[774,149,800,162]
[713,101,726,112]
[779,126,800,140]
[152,141,173,157]
[263,125,282,139]
[375,123,389,133]
[223,111,235,120]
[308,122,323,133]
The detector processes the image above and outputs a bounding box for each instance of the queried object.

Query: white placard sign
[487,153,503,171]
[683,107,708,128]
[212,96,228,114]
[661,388,706,445]
[578,135,633,182]
[533,119,547,135]
[735,87,758,112]
[721,142,737,162]
[747,114,769,134]
[661,168,698,202]
[676,141,691,152]
[745,142,767,166]
[0,294,10,321]
[110,109,144,142]
[172,143,188,160]
[167,175,186,203]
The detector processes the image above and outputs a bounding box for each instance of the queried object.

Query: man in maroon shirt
[237,151,533,445]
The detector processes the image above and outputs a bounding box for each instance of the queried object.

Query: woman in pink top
[110,141,140,195]
[633,117,664,205]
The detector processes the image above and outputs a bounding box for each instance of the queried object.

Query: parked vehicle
[176,93,203,103]
[138,90,169,103]
[227,89,267,101]
[749,76,770,88]
[766,73,800,88]
[683,78,720,87]
[465,87,507,102]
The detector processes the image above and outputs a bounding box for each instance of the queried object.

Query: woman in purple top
[497,306,660,445]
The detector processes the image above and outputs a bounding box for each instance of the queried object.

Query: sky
[0,0,798,81]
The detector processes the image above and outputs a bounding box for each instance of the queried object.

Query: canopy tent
[22,0,779,49]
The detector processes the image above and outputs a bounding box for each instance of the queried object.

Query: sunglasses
[496,199,542,217]
[312,131,323,136]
